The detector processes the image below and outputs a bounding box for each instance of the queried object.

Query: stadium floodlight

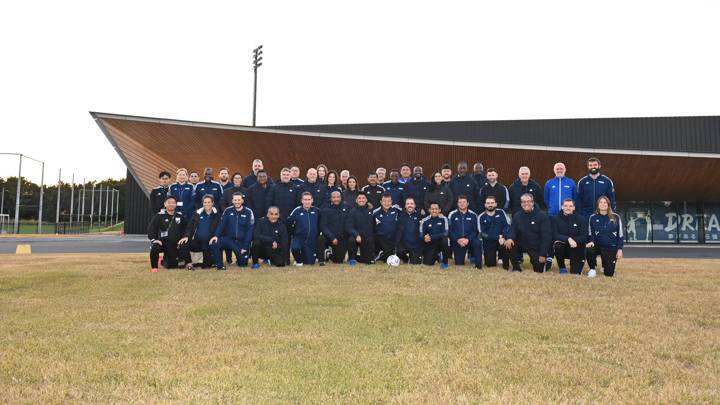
[252,45,264,127]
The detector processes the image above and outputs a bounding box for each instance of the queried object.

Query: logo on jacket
[174,217,181,224]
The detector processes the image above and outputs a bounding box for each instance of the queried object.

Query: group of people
[147,157,623,277]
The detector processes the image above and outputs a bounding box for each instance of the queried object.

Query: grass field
[1,254,719,403]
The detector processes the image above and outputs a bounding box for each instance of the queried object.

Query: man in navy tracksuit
[241,159,274,189]
[194,167,224,210]
[287,192,321,266]
[420,202,450,269]
[508,166,545,214]
[301,168,328,208]
[346,192,376,265]
[245,170,271,219]
[382,170,405,207]
[472,162,487,188]
[266,168,301,220]
[505,193,552,273]
[290,165,305,187]
[319,191,350,264]
[150,171,172,213]
[478,196,510,270]
[551,198,587,275]
[586,196,624,278]
[448,196,482,269]
[577,157,616,217]
[168,168,195,219]
[373,194,401,262]
[396,197,423,264]
[181,195,221,269]
[544,162,577,217]
[210,192,254,269]
[251,206,288,268]
[403,167,430,216]
[449,161,480,212]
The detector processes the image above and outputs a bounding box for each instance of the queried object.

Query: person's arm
[423,192,431,215]
[279,222,289,252]
[616,214,624,249]
[346,211,358,238]
[443,189,454,215]
[447,212,459,242]
[608,177,617,211]
[539,215,552,256]
[184,213,198,239]
[552,217,569,242]
[503,186,510,210]
[253,220,271,244]
[536,182,547,210]
[320,209,335,241]
[543,181,551,211]
[265,186,275,212]
[586,215,595,245]
[467,213,479,241]
[576,180,584,214]
[243,209,255,250]
[430,217,448,241]
[214,210,226,238]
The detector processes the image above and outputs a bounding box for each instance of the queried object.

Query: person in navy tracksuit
[420,202,450,269]
[396,197,423,264]
[544,162,577,217]
[301,168,328,209]
[346,192,376,265]
[478,196,510,269]
[194,167,224,210]
[168,168,196,219]
[266,168,301,221]
[577,157,616,217]
[181,195,221,269]
[448,196,482,269]
[251,206,288,268]
[586,196,624,278]
[287,192,321,266]
[245,170,271,219]
[505,193,552,273]
[449,161,480,212]
[551,198,587,275]
[373,194,401,262]
[382,169,406,207]
[210,192,254,269]
[403,167,430,216]
[319,191,350,264]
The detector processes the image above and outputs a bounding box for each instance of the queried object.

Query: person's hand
[424,234,431,243]
[586,242,594,248]
[356,235,362,243]
[616,249,623,260]
[458,238,468,247]
[332,238,338,246]
[240,249,247,255]
[152,239,163,246]
[504,239,514,249]
[539,256,546,264]
[568,238,577,248]
[272,241,278,250]
[178,237,188,245]
[209,236,218,245]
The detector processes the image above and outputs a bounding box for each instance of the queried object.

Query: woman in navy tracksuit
[586,196,624,277]
[181,195,221,269]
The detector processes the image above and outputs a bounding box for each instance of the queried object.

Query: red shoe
[151,268,158,273]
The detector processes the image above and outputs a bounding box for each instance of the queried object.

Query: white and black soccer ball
[386,255,401,266]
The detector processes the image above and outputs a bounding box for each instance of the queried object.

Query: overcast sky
[1,0,719,184]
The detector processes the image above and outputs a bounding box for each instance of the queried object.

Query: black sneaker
[319,262,326,266]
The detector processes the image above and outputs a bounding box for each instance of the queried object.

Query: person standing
[508,166,545,214]
[241,159,273,188]
[245,170,271,219]
[194,167,223,210]
[424,171,453,216]
[544,162,576,217]
[449,161,479,212]
[479,168,510,211]
[168,168,195,219]
[577,157,616,217]
[404,166,429,216]
[586,196,624,278]
[382,169,405,207]
[265,168,300,221]
[472,162,487,188]
[551,198,587,275]
[150,171,172,213]
[504,193,552,273]
[301,168,328,208]
[362,172,385,209]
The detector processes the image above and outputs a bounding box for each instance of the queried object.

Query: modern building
[91,112,720,243]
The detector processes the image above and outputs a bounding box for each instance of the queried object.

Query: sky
[1,0,719,184]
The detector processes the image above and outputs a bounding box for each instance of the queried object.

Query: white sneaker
[294,262,304,267]
[588,269,597,278]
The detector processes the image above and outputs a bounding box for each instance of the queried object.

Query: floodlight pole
[13,155,22,234]
[252,45,263,127]
[55,168,61,226]
[37,162,45,233]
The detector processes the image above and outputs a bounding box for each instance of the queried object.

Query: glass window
[651,202,678,243]
[624,204,652,243]
[704,203,720,243]
[677,202,699,243]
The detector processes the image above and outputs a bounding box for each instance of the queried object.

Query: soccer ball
[386,255,401,266]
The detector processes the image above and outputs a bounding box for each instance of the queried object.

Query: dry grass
[0,254,719,403]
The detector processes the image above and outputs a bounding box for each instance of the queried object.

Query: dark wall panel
[124,168,153,235]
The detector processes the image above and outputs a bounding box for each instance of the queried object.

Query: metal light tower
[252,45,263,126]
